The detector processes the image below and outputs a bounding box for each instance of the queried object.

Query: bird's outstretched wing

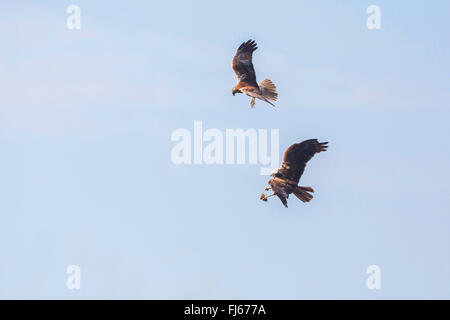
[232,39,258,87]
[278,139,328,183]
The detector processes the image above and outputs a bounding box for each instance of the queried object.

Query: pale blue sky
[0,1,449,299]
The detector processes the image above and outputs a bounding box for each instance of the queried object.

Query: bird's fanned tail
[293,186,314,203]
[258,78,278,106]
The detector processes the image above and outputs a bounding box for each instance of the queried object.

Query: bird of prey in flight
[260,139,328,208]
[232,39,278,108]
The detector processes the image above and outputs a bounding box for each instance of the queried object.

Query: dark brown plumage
[232,40,258,87]
[232,39,278,107]
[260,139,328,208]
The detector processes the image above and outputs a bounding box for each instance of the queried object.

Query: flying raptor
[232,39,278,108]
[260,139,328,208]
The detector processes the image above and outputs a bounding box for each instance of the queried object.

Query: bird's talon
[260,193,267,201]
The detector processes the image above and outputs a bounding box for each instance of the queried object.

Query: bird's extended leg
[250,97,255,108]
[265,187,271,191]
[260,193,276,202]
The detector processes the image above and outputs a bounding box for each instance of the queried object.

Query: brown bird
[260,139,328,208]
[232,39,278,108]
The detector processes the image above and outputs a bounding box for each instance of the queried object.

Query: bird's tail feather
[293,186,314,203]
[258,79,278,101]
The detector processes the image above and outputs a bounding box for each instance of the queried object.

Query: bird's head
[270,168,279,177]
[232,87,241,96]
